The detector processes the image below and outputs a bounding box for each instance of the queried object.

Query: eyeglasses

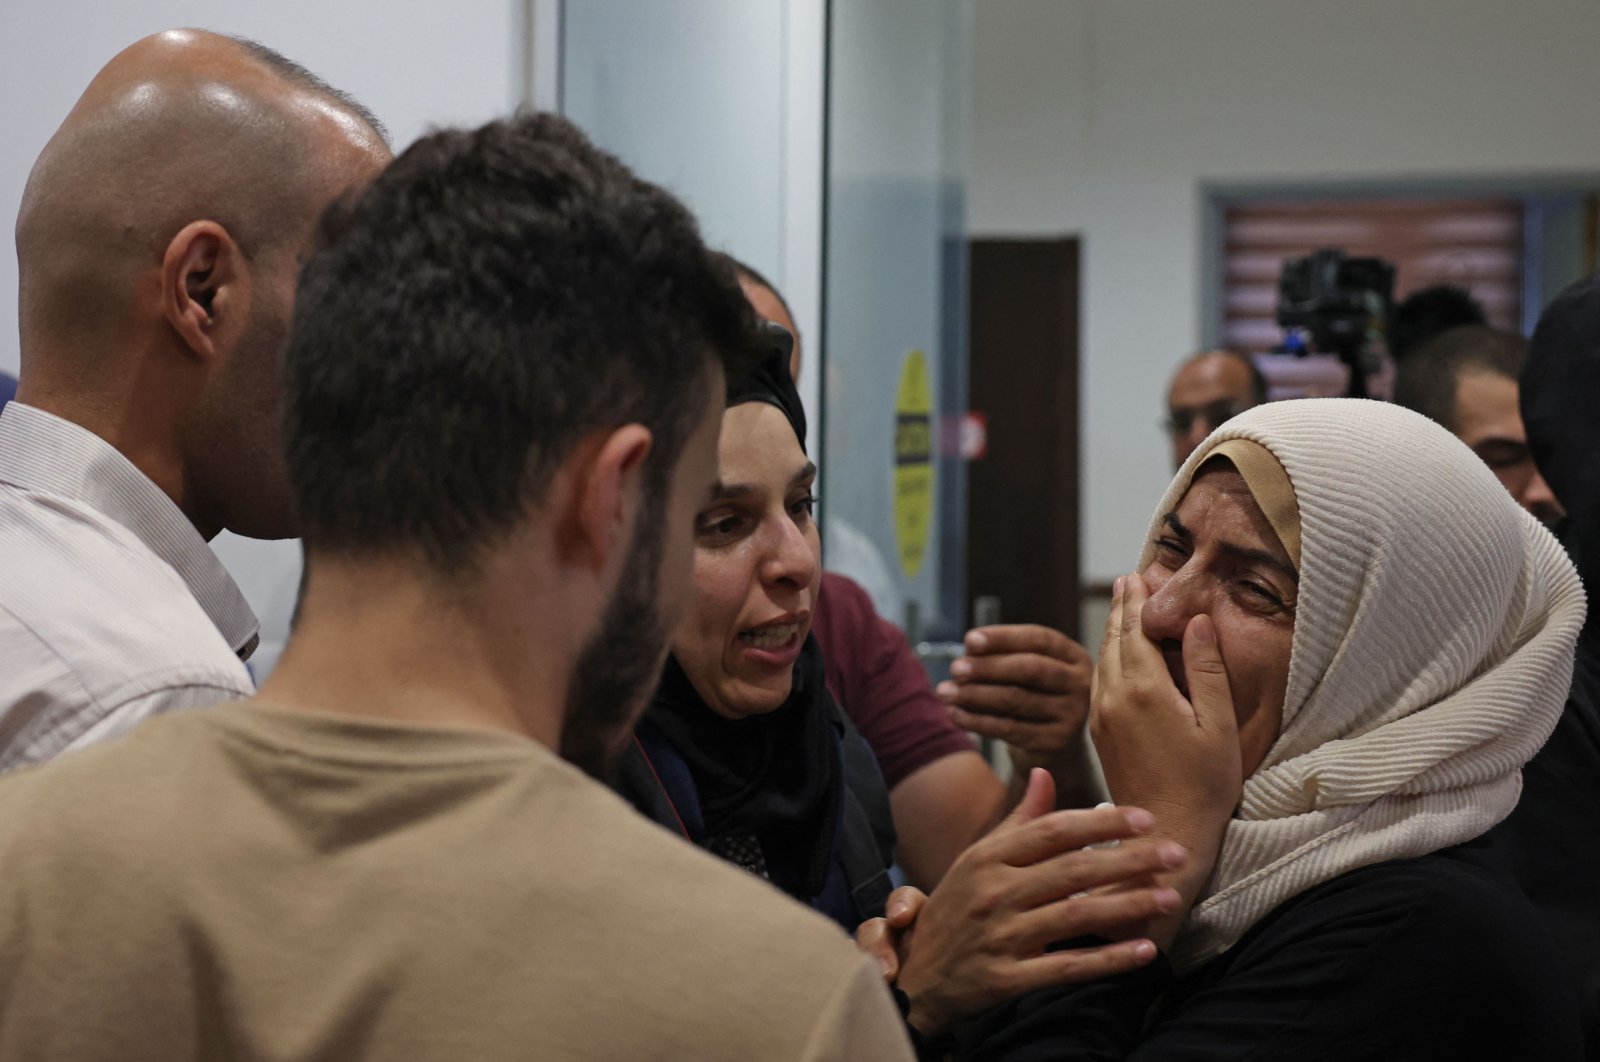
[1164,399,1250,437]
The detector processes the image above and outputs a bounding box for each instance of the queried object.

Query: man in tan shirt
[0,110,910,1061]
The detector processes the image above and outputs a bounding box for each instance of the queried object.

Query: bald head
[14,29,390,539]
[1164,350,1267,469]
[17,30,386,364]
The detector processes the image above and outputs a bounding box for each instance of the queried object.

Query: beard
[559,477,672,779]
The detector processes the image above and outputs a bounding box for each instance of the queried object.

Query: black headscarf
[1525,274,1600,653]
[647,641,841,898]
[644,329,840,899]
[727,323,807,454]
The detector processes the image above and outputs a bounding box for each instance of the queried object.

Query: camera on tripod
[1266,248,1396,399]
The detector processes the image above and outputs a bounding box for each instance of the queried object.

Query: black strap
[832,700,898,921]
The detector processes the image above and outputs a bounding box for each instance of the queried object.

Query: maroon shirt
[812,571,977,790]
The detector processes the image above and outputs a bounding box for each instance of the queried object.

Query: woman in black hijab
[613,326,1197,1056]
[615,327,897,931]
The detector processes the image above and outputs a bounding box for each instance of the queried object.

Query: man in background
[1393,324,1564,527]
[0,111,910,1062]
[1163,349,1268,469]
[0,30,390,766]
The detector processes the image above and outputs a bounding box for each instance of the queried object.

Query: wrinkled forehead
[1177,440,1302,572]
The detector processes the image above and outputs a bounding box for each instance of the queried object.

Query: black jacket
[1476,272,1600,1057]
[956,843,1582,1061]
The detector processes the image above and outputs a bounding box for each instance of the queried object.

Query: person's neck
[258,559,570,749]
[17,346,215,536]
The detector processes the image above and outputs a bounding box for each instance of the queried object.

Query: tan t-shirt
[0,702,912,1061]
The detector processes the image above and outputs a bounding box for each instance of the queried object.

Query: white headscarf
[1143,399,1585,971]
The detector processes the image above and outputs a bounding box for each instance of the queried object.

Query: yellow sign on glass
[893,350,934,580]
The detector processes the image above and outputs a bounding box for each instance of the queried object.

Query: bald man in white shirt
[0,30,389,767]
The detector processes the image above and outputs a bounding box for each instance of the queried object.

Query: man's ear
[561,424,655,574]
[162,220,246,364]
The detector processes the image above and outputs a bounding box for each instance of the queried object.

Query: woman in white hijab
[957,398,1587,1060]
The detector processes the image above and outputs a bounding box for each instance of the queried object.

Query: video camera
[1270,248,1396,398]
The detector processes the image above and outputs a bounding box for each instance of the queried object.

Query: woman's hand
[855,885,928,983]
[1089,573,1242,948]
[877,769,1188,1038]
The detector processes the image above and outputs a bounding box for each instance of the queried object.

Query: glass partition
[822,0,971,641]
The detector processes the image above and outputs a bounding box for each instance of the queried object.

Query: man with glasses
[1163,350,1268,470]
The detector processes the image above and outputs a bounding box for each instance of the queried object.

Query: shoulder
[554,764,850,950]
[1258,848,1552,953]
[501,761,910,1054]
[1227,851,1566,986]
[0,487,248,715]
[0,724,913,1060]
[1196,850,1583,1058]
[814,574,974,789]
[821,520,906,625]
[820,570,873,606]
[815,572,917,679]
[815,571,913,686]
[0,711,228,869]
[816,571,877,637]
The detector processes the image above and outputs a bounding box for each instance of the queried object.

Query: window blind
[1222,198,1524,356]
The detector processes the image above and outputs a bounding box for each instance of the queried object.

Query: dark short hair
[284,111,761,573]
[1390,285,1488,360]
[1392,324,1527,433]
[227,34,389,144]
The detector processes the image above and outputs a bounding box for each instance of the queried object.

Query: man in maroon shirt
[732,260,1100,889]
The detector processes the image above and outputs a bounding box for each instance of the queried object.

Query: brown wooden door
[965,238,1081,638]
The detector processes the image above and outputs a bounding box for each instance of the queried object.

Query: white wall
[971,0,1600,581]
[822,0,970,635]
[1,0,521,673]
[559,0,827,458]
[563,0,787,282]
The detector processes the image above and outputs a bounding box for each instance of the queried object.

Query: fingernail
[888,899,909,919]
[1123,807,1153,832]
[1113,575,1125,595]
[935,681,958,702]
[950,659,972,679]
[966,630,989,652]
[1133,940,1157,961]
[1192,615,1215,643]
[1155,888,1182,911]
[877,956,895,977]
[1159,842,1186,868]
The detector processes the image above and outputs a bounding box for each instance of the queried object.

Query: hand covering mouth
[1162,646,1189,699]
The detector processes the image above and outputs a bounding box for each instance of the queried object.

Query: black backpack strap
[830,699,899,921]
[612,723,702,842]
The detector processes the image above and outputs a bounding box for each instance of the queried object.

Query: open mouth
[738,621,801,650]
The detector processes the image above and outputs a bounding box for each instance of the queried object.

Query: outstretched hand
[872,769,1188,1037]
[938,624,1092,763]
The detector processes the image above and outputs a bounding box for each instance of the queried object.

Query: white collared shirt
[0,402,258,770]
